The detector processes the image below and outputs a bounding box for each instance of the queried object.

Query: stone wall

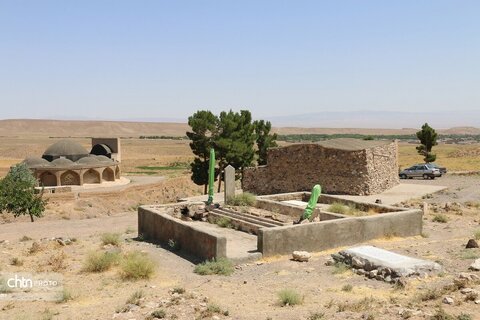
[243,140,399,196]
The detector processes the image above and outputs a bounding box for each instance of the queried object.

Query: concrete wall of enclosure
[243,138,400,196]
[137,192,422,261]
[138,204,227,261]
[256,192,423,257]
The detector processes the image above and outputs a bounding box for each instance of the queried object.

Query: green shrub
[83,251,120,272]
[126,290,145,305]
[101,233,122,246]
[214,217,233,228]
[341,284,353,292]
[147,309,166,319]
[328,202,347,214]
[228,192,256,206]
[119,251,155,280]
[194,258,234,276]
[10,257,23,266]
[457,314,472,320]
[278,289,303,306]
[332,262,350,274]
[474,230,480,240]
[308,313,325,320]
[56,288,74,303]
[432,214,448,223]
[430,307,454,320]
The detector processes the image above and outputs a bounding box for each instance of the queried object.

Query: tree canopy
[416,123,438,163]
[186,109,277,193]
[0,163,46,222]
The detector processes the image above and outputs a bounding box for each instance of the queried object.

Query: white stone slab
[342,245,441,277]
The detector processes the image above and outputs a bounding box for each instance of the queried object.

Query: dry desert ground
[1,129,480,320]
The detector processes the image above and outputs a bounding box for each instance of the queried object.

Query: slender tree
[186,110,218,194]
[0,163,46,222]
[253,120,277,165]
[416,123,438,163]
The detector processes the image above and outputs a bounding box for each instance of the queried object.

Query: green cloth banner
[207,148,215,205]
[302,184,322,220]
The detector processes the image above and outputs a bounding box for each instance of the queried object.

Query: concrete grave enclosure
[138,192,422,260]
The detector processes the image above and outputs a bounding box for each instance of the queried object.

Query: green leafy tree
[215,110,255,191]
[186,110,218,194]
[0,163,46,222]
[253,120,277,165]
[416,123,438,163]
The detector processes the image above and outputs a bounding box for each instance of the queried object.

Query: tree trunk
[204,183,207,195]
[29,213,34,222]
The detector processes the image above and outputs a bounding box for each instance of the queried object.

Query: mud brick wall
[243,141,399,196]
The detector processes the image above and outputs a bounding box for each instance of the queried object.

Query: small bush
[47,251,67,271]
[419,288,442,301]
[29,242,43,255]
[101,233,122,246]
[172,287,185,294]
[214,217,233,228]
[228,192,256,206]
[194,258,234,276]
[464,291,479,302]
[432,214,448,223]
[332,262,350,274]
[19,235,33,242]
[308,312,325,320]
[457,314,472,320]
[458,249,479,260]
[83,251,120,272]
[119,251,155,280]
[430,307,454,320]
[10,257,23,266]
[474,230,480,240]
[56,288,73,303]
[341,284,353,292]
[337,296,377,312]
[147,309,166,319]
[278,289,303,306]
[126,290,144,305]
[328,202,347,214]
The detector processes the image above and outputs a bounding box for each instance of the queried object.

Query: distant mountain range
[265,110,480,129]
[0,117,479,137]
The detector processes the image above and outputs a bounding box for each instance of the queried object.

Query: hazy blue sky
[0,1,478,122]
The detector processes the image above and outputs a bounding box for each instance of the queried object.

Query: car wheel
[423,174,429,180]
[400,174,407,179]
[431,176,435,180]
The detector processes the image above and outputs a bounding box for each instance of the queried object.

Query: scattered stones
[460,288,474,294]
[292,251,311,262]
[466,239,479,249]
[442,297,454,305]
[469,259,480,271]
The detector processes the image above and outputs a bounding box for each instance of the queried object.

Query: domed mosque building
[24,138,122,187]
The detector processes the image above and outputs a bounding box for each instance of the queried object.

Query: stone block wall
[243,140,399,196]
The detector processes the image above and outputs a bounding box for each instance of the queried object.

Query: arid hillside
[1,119,479,137]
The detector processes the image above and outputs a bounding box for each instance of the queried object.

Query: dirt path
[0,212,137,241]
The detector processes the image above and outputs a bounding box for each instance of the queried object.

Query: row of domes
[24,154,116,168]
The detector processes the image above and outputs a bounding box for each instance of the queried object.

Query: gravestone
[224,165,235,203]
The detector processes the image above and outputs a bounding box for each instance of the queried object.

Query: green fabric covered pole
[207,148,215,205]
[302,184,321,220]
